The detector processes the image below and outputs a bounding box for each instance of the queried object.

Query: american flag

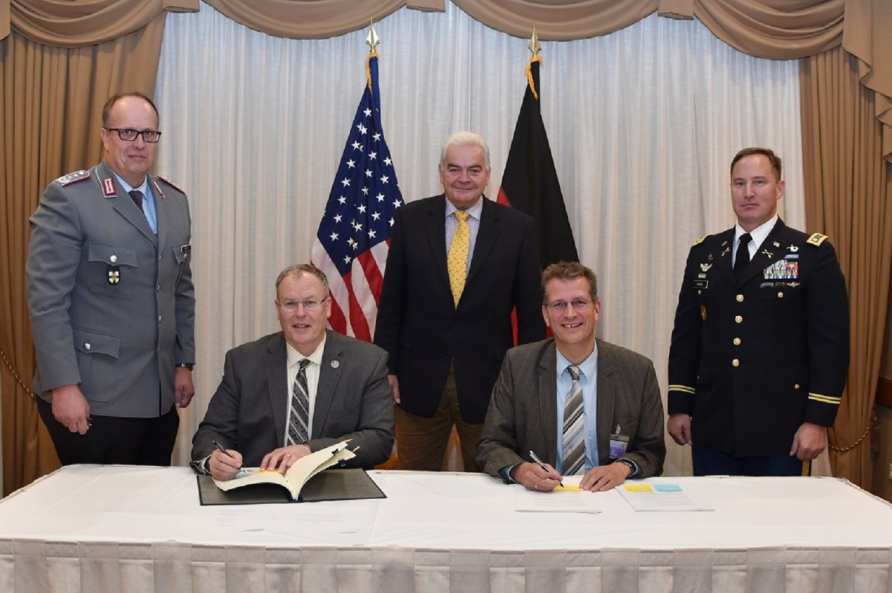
[311,51,403,342]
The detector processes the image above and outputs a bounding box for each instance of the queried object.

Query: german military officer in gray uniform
[27,92,195,466]
[667,147,849,476]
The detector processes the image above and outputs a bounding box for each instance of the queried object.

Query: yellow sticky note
[554,484,582,492]
[623,484,653,492]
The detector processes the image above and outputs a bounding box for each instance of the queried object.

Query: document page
[617,483,714,512]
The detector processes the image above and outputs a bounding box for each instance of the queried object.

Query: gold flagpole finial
[528,27,541,58]
[367,20,380,54]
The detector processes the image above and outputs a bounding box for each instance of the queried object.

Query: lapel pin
[788,245,799,252]
[331,360,340,369]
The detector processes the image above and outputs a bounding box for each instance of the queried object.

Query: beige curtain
[201,0,443,40]
[800,47,892,489]
[0,1,193,495]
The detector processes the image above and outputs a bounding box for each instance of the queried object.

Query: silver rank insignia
[700,263,712,272]
[108,266,120,285]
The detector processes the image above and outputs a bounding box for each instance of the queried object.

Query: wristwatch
[616,458,637,475]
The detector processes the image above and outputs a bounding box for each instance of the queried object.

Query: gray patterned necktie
[561,364,585,475]
[287,359,312,445]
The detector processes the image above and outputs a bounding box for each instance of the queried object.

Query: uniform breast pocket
[86,243,138,298]
[758,285,802,305]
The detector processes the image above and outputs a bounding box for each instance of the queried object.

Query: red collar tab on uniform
[101,177,116,197]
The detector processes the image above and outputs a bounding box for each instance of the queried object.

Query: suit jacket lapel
[98,161,158,246]
[265,334,290,447]
[537,341,560,465]
[714,228,736,284]
[467,197,499,284]
[595,340,616,463]
[423,195,451,291]
[150,177,167,253]
[313,331,342,438]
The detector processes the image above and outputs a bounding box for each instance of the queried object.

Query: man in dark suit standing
[192,265,393,479]
[375,131,545,472]
[27,92,195,466]
[667,147,849,476]
[477,261,665,492]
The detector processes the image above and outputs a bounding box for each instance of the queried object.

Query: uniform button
[156,284,161,292]
[110,255,118,263]
[778,292,784,298]
[158,316,162,323]
[735,315,743,323]
[736,294,744,302]
[794,384,800,390]
[733,338,741,346]
[697,290,702,296]
[84,342,91,350]
[732,359,739,367]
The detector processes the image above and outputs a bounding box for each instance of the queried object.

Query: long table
[1,465,891,592]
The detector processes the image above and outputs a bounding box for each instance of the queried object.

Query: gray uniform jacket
[27,160,195,417]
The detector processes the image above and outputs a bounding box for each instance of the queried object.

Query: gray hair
[440,131,491,171]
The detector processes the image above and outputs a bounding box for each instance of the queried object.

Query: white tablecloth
[1,465,891,592]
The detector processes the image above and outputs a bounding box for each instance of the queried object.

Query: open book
[212,440,356,501]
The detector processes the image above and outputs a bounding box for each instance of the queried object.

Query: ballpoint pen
[529,450,563,487]
[212,440,232,458]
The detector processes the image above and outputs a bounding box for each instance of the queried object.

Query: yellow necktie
[447,210,470,307]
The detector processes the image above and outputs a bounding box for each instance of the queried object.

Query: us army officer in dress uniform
[666,147,849,476]
[27,92,195,466]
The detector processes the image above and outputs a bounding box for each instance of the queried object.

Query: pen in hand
[529,450,563,487]
[212,440,233,458]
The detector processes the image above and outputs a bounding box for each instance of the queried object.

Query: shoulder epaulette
[806,233,829,247]
[56,170,91,187]
[692,235,707,246]
[155,174,185,195]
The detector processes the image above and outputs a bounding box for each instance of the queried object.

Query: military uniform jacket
[667,218,849,457]
[27,160,195,418]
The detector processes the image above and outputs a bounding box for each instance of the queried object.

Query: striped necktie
[561,364,585,475]
[287,359,312,445]
[447,210,470,307]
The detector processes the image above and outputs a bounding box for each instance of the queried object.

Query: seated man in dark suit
[477,262,665,492]
[192,264,394,480]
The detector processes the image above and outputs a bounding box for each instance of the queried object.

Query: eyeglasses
[545,298,592,312]
[277,297,328,312]
[105,128,162,143]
